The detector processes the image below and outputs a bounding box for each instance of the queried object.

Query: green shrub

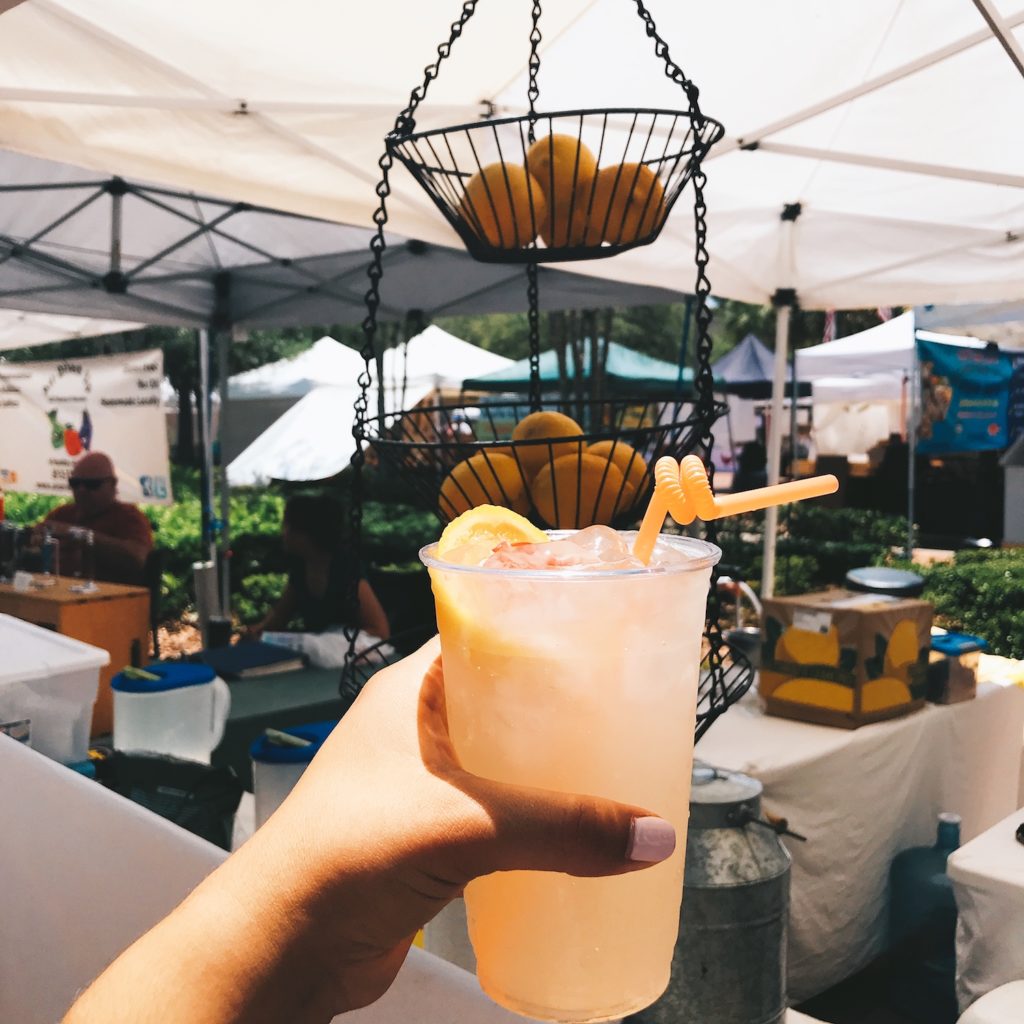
[234,572,289,625]
[904,550,1024,660]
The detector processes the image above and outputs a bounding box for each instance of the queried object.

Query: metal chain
[627,0,727,698]
[343,0,482,700]
[630,0,702,119]
[527,261,542,411]
[526,0,543,143]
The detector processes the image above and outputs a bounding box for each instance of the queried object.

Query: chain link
[343,0,482,700]
[630,0,702,119]
[526,0,543,143]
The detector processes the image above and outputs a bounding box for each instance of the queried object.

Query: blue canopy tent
[712,333,810,399]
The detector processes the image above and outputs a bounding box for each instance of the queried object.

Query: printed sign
[1008,352,1024,446]
[916,338,1012,454]
[0,349,172,504]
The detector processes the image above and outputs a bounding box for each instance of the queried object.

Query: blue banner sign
[1008,352,1024,445]
[916,338,1012,453]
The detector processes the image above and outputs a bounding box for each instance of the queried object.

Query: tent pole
[217,327,231,616]
[907,338,918,559]
[197,328,216,566]
[762,302,793,598]
[789,348,799,477]
[762,204,801,599]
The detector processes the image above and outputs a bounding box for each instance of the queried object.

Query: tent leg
[217,328,231,617]
[762,302,793,599]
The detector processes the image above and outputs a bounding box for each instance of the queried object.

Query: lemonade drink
[422,524,719,1022]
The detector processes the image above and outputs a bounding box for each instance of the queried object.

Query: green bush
[897,549,1024,660]
[234,572,289,625]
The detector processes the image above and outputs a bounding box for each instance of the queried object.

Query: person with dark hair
[244,494,389,642]
[731,439,768,493]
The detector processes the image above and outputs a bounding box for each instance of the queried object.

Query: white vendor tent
[0,310,143,350]
[227,326,512,486]
[2,0,1023,595]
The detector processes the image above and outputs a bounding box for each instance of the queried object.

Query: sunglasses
[69,476,113,491]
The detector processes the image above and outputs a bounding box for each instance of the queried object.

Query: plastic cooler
[111,663,230,765]
[250,721,335,829]
[0,612,109,763]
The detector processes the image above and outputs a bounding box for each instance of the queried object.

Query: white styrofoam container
[0,613,109,763]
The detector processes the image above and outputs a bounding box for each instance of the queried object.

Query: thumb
[451,776,677,881]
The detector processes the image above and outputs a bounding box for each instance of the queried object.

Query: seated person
[35,451,153,585]
[245,494,390,645]
[731,440,768,493]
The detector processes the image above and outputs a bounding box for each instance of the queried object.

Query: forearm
[64,840,339,1024]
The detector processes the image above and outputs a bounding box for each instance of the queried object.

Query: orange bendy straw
[633,455,839,564]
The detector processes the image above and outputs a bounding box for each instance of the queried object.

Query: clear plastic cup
[421,530,720,1022]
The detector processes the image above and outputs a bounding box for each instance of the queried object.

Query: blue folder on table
[197,641,305,680]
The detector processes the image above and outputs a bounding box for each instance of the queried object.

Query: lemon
[530,452,626,529]
[439,452,529,521]
[525,134,598,248]
[460,163,546,249]
[586,439,648,496]
[437,504,547,560]
[586,162,665,245]
[511,410,584,481]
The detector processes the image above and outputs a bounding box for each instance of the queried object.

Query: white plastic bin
[250,721,335,829]
[111,663,230,765]
[0,613,108,763]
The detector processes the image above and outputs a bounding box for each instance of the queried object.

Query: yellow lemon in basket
[586,162,665,245]
[460,163,546,249]
[586,440,648,498]
[439,452,529,521]
[526,134,598,248]
[511,410,584,480]
[531,452,626,529]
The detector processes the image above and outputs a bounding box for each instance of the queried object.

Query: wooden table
[0,576,149,736]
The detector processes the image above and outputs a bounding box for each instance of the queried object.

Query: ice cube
[565,525,633,563]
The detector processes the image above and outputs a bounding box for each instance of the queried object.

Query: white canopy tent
[0,310,143,350]
[228,326,512,486]
[2,0,1023,598]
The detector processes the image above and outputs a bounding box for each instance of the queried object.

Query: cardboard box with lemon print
[759,589,932,729]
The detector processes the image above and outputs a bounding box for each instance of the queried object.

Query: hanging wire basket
[389,108,724,264]
[696,639,755,742]
[359,396,725,528]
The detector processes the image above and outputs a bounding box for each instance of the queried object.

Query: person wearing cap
[35,451,153,585]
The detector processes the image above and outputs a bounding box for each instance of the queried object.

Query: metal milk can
[628,765,792,1024]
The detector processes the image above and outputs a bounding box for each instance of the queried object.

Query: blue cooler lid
[250,720,336,765]
[111,662,217,693]
[931,632,989,657]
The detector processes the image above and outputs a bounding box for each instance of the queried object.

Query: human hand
[239,623,264,642]
[64,638,676,1024]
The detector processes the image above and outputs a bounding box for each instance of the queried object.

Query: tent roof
[795,310,996,402]
[227,384,360,486]
[1,1,1022,309]
[0,309,143,350]
[0,148,687,330]
[463,340,691,397]
[228,336,362,400]
[376,325,511,401]
[710,332,811,398]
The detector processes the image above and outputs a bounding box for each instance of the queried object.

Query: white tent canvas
[229,336,363,400]
[227,326,512,485]
[0,310,143,350]
[0,0,1021,311]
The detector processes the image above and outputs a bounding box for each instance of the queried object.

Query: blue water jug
[887,812,961,1023]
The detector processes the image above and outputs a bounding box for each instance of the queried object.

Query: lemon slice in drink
[433,506,548,656]
[437,504,547,561]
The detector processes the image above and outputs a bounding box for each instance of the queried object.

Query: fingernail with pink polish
[627,816,676,863]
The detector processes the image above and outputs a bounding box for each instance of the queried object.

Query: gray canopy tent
[0,147,688,610]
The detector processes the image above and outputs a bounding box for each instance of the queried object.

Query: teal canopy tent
[463,341,698,398]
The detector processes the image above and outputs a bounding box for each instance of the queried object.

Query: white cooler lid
[0,613,110,685]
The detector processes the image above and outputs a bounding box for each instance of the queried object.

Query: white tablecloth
[697,682,1024,1003]
[949,810,1024,1013]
